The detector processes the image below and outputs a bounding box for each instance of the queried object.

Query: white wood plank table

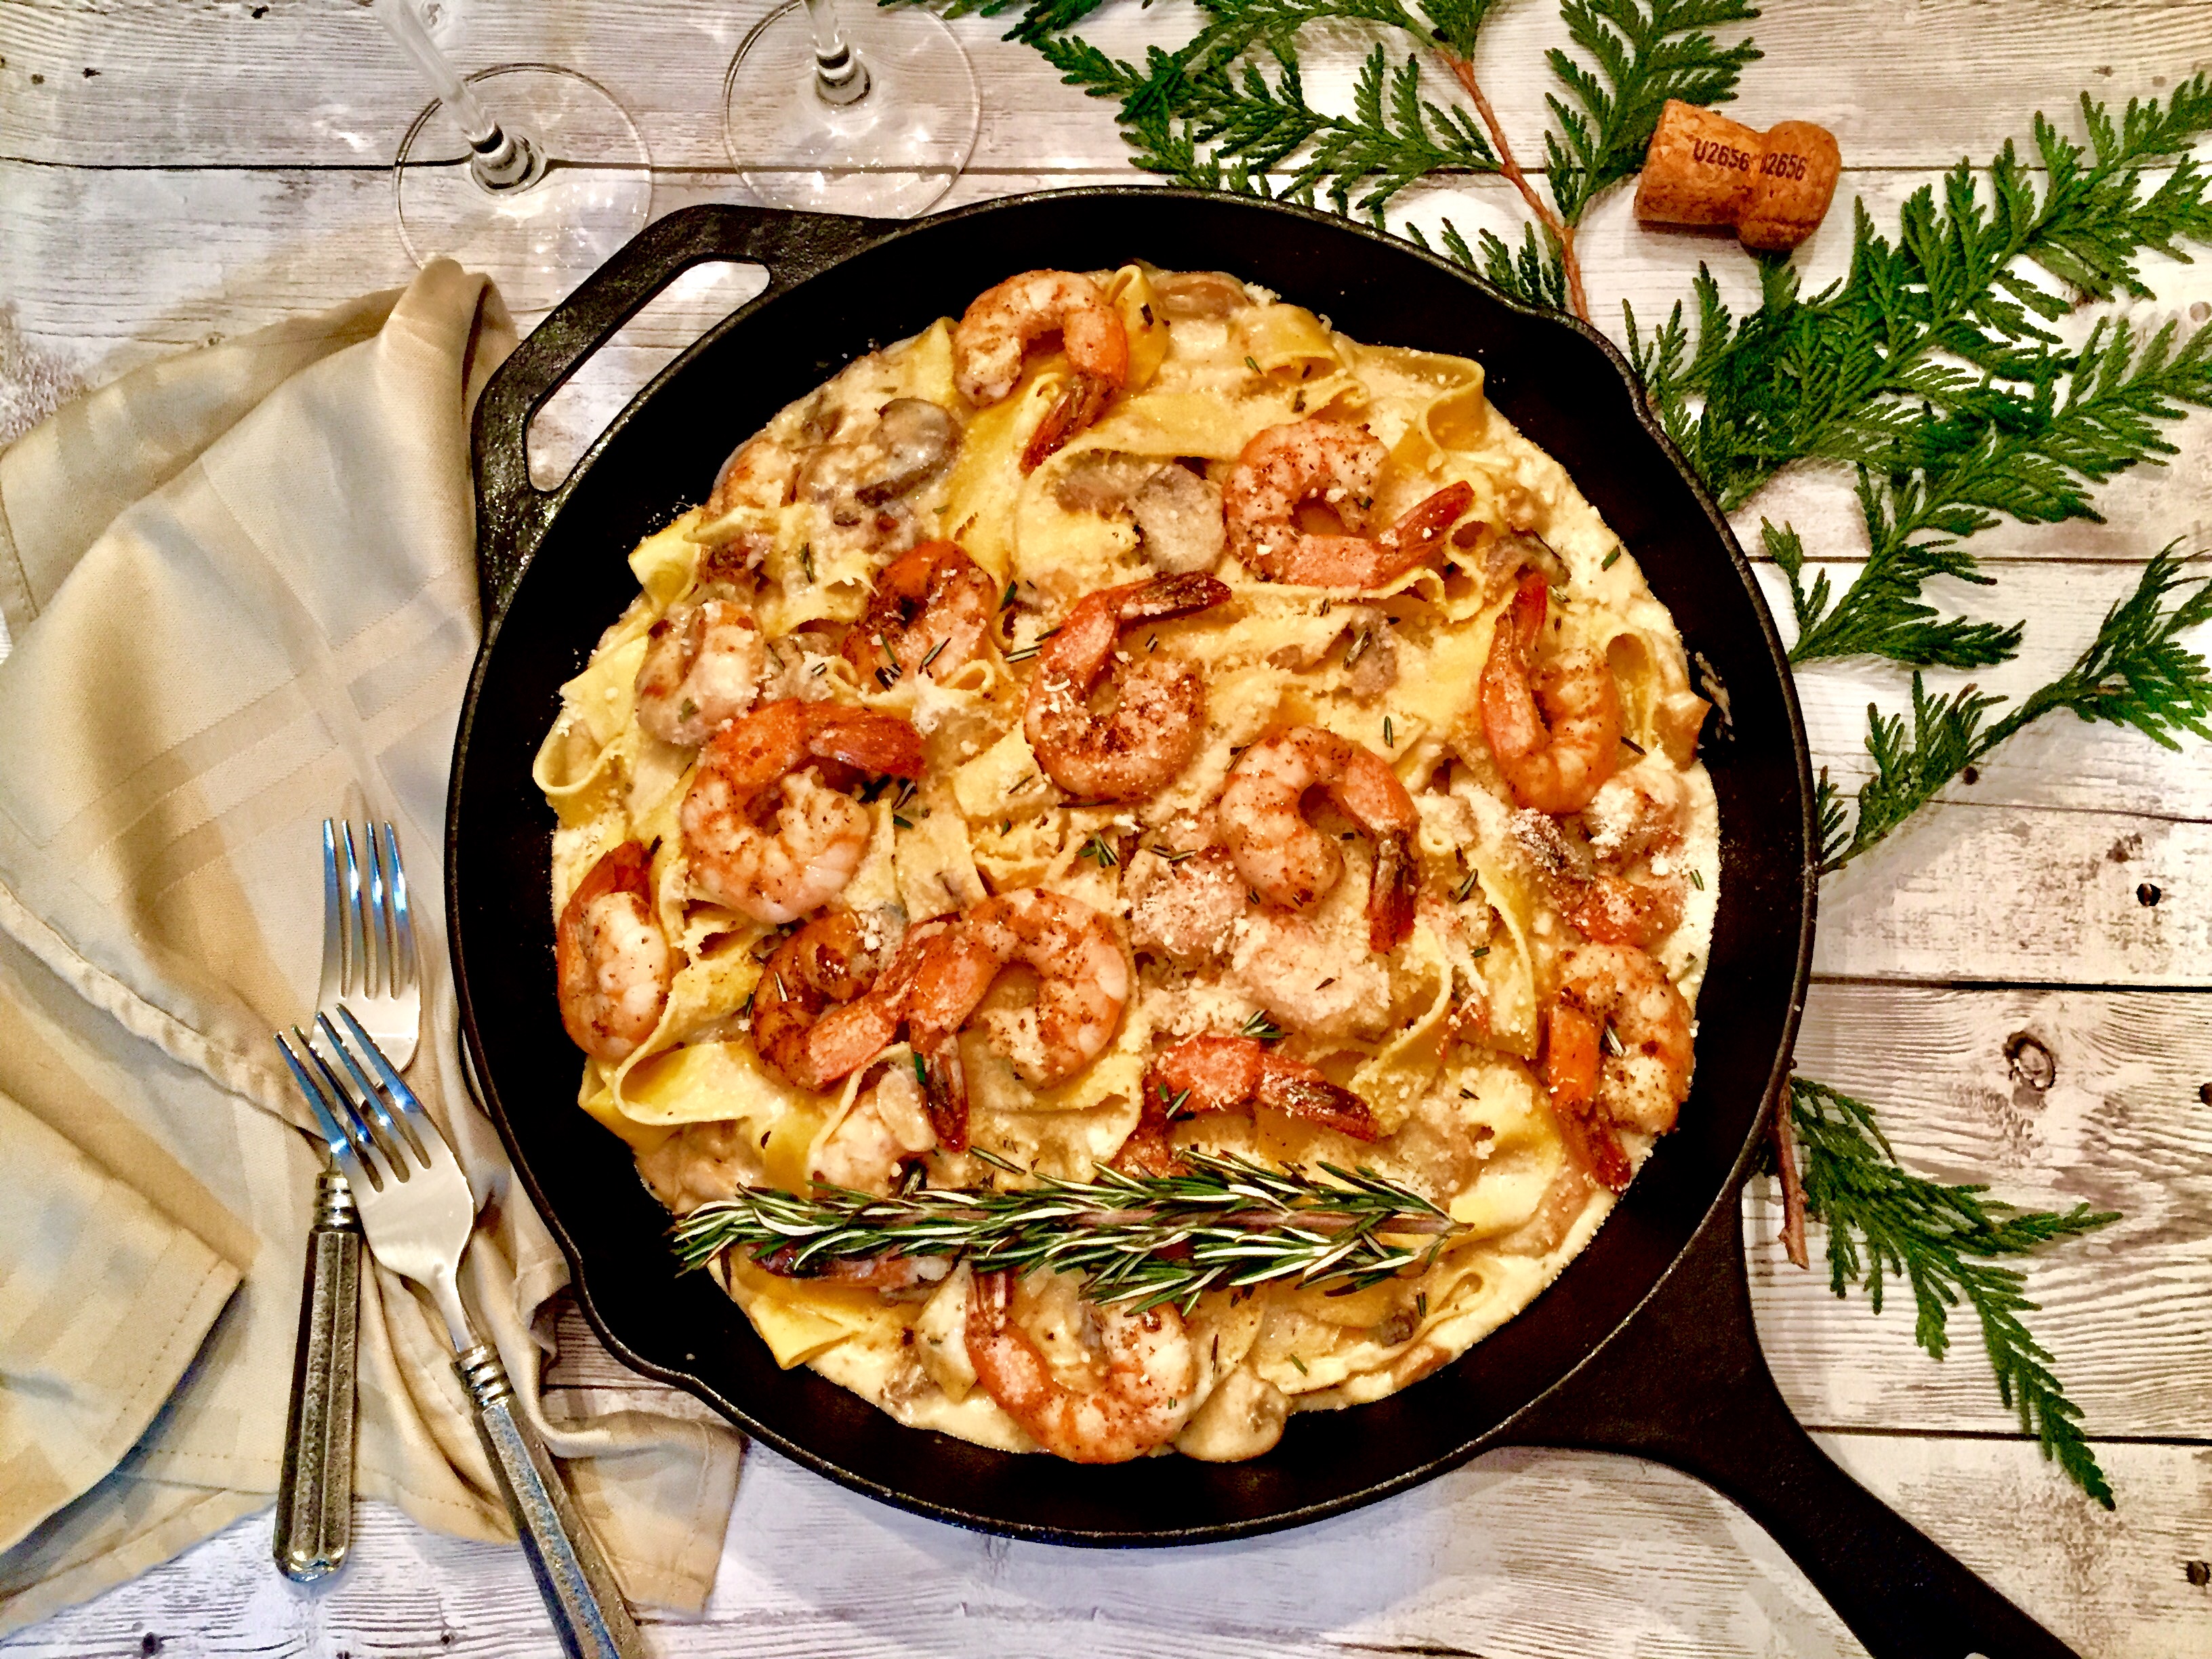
[3,1,2211,1654]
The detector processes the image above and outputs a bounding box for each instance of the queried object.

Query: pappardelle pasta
[536,264,1717,1464]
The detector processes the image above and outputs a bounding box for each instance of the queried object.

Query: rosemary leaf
[670,1151,1458,1315]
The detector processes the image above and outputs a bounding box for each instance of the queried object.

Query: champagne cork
[1635,99,1841,252]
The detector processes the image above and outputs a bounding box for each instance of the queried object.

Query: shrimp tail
[1253,1070,1380,1141]
[803,704,926,779]
[1542,1003,1632,1192]
[1022,373,1115,472]
[1366,830,1418,952]
[1381,481,1476,562]
[1115,570,1232,624]
[920,1036,970,1152]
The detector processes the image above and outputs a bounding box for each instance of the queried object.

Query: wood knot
[2003,1032,2056,1093]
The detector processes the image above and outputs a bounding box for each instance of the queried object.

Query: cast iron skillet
[451,193,2078,1659]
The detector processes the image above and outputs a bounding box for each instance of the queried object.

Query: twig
[1436,49,1591,321]
[1771,1107,1808,1268]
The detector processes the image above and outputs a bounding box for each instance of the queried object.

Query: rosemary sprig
[671,1151,1458,1313]
[1818,548,2212,870]
[1790,1078,2120,1505]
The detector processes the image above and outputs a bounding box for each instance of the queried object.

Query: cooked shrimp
[953,270,1131,470]
[907,889,1130,1150]
[1481,574,1624,815]
[965,1269,1197,1463]
[811,1059,939,1193]
[1121,1033,1377,1174]
[1222,419,1473,588]
[1583,760,1689,865]
[1218,726,1419,952]
[681,699,923,924]
[635,598,765,746]
[752,911,944,1090]
[1561,875,1685,949]
[841,541,998,687]
[1544,941,1694,1192]
[1024,573,1230,801]
[556,842,674,1063]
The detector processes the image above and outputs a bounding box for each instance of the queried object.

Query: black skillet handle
[1498,1194,2081,1659]
[469,203,896,628]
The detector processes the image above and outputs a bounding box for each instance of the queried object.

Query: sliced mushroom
[1051,449,1158,516]
[1151,270,1254,320]
[1132,463,1227,574]
[853,397,960,504]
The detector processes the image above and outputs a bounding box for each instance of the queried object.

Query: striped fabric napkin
[0,262,741,1634]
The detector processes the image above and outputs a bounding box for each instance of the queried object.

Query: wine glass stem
[802,0,871,106]
[373,0,544,192]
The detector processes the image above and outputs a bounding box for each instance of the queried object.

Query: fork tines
[278,1006,434,1191]
[321,819,415,1002]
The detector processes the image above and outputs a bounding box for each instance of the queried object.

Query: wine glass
[722,0,980,218]
[376,0,654,316]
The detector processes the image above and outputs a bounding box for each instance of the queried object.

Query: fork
[274,821,421,1582]
[278,1010,645,1659]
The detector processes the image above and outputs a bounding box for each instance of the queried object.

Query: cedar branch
[1437,49,1591,321]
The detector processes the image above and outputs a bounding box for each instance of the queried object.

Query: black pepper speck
[2137,882,2162,907]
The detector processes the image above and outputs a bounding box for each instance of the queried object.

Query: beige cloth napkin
[0,262,743,1635]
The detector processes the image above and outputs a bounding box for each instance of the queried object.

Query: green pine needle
[670,1151,1458,1315]
[1635,75,2212,519]
[1819,548,2212,871]
[1543,0,1762,228]
[1790,1078,2120,1506]
[1040,12,1501,224]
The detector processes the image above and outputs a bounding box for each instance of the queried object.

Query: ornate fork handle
[454,1344,647,1659]
[274,1172,360,1580]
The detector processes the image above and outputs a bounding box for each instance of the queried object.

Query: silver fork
[274,821,422,1581]
[277,1010,644,1659]
[321,820,421,1065]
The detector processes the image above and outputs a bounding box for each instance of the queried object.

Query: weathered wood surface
[3,0,2205,169]
[5,0,2212,1650]
[3,1435,2208,1659]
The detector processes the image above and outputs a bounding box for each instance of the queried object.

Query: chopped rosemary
[1000,579,1018,610]
[1245,354,1263,373]
[1600,549,1621,571]
[1688,868,1704,890]
[918,636,949,676]
[1453,869,1478,901]
[1078,832,1121,867]
[1470,945,1490,959]
[1237,1009,1287,1043]
[1620,736,1645,756]
[1382,715,1395,747]
[798,542,816,584]
[1344,629,1372,668]
[912,1052,928,1088]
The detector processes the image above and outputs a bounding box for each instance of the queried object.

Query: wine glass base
[724,2,979,218]
[394,63,653,316]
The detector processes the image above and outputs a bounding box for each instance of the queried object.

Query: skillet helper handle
[454,1343,647,1659]
[471,203,894,625]
[273,1170,360,1581]
[1502,1198,2082,1659]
